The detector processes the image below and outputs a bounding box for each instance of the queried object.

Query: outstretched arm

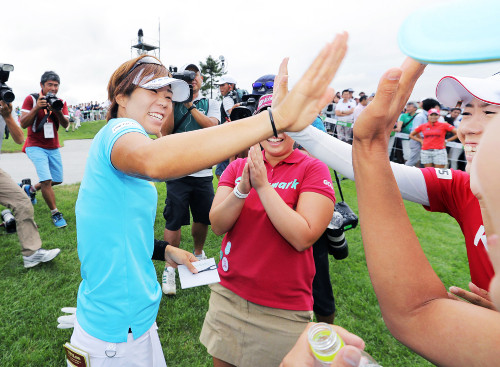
[111,33,349,180]
[352,58,500,366]
[287,124,429,205]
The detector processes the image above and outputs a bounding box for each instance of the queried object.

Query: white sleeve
[288,126,429,206]
[207,99,221,123]
[222,97,234,114]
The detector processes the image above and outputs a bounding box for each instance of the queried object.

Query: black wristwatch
[187,105,196,113]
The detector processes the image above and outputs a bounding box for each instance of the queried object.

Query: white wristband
[233,186,249,199]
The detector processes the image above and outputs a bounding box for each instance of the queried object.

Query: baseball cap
[348,88,354,93]
[255,94,273,114]
[215,75,237,85]
[140,77,190,103]
[252,74,275,95]
[398,0,500,64]
[436,72,500,108]
[428,108,440,115]
[179,63,200,73]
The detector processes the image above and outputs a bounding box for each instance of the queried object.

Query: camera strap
[30,93,50,133]
[333,170,345,202]
[401,113,417,129]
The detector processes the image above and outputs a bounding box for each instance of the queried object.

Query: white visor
[140,77,190,103]
[436,73,500,108]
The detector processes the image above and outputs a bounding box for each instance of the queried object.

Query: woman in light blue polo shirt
[68,32,349,367]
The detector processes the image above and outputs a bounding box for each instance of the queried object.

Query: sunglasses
[252,81,274,89]
[126,56,163,78]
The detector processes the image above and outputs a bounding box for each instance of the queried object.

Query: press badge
[44,122,55,139]
[63,342,91,367]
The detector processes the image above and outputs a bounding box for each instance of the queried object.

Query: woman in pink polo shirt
[409,108,457,168]
[200,94,336,367]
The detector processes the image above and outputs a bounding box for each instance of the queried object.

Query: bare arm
[20,97,45,128]
[209,161,251,235]
[51,109,69,129]
[395,119,403,132]
[409,129,423,144]
[445,127,458,143]
[352,58,500,366]
[1,102,24,144]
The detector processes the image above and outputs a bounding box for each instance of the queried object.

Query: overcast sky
[4,0,500,108]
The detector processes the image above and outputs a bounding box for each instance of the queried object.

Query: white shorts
[68,319,167,367]
[420,148,448,165]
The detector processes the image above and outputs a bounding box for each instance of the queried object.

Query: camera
[43,92,63,111]
[1,209,16,234]
[325,211,348,260]
[229,95,259,121]
[0,63,15,103]
[169,66,194,103]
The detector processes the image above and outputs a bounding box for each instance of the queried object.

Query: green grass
[1,120,107,153]
[0,177,469,366]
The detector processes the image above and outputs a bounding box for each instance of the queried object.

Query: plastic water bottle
[308,323,382,366]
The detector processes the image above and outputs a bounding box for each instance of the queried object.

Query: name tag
[64,342,90,367]
[435,168,452,180]
[44,122,55,139]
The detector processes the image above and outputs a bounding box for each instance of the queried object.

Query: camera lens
[0,88,15,103]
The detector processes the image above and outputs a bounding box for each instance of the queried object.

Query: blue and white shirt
[75,118,160,343]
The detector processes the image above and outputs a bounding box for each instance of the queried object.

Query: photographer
[20,71,69,228]
[159,63,220,295]
[0,100,60,268]
[216,75,238,123]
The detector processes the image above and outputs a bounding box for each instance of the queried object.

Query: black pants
[312,232,336,316]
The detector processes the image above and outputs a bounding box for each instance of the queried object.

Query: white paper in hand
[178,258,220,289]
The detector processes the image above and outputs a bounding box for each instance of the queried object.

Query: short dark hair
[406,102,417,109]
[342,89,350,95]
[41,71,60,84]
[359,95,367,102]
[422,98,440,112]
[450,107,461,113]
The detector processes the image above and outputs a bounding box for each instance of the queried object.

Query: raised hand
[273,32,348,133]
[247,144,269,191]
[352,58,425,148]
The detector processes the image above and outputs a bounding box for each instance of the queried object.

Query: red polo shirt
[414,121,454,150]
[217,149,335,310]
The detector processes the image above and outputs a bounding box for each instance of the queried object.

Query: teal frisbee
[398,0,500,64]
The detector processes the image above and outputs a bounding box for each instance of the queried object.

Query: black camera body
[229,94,260,121]
[0,63,15,103]
[169,67,194,103]
[43,92,63,111]
[1,209,16,233]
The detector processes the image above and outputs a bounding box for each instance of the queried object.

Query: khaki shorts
[200,283,313,367]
